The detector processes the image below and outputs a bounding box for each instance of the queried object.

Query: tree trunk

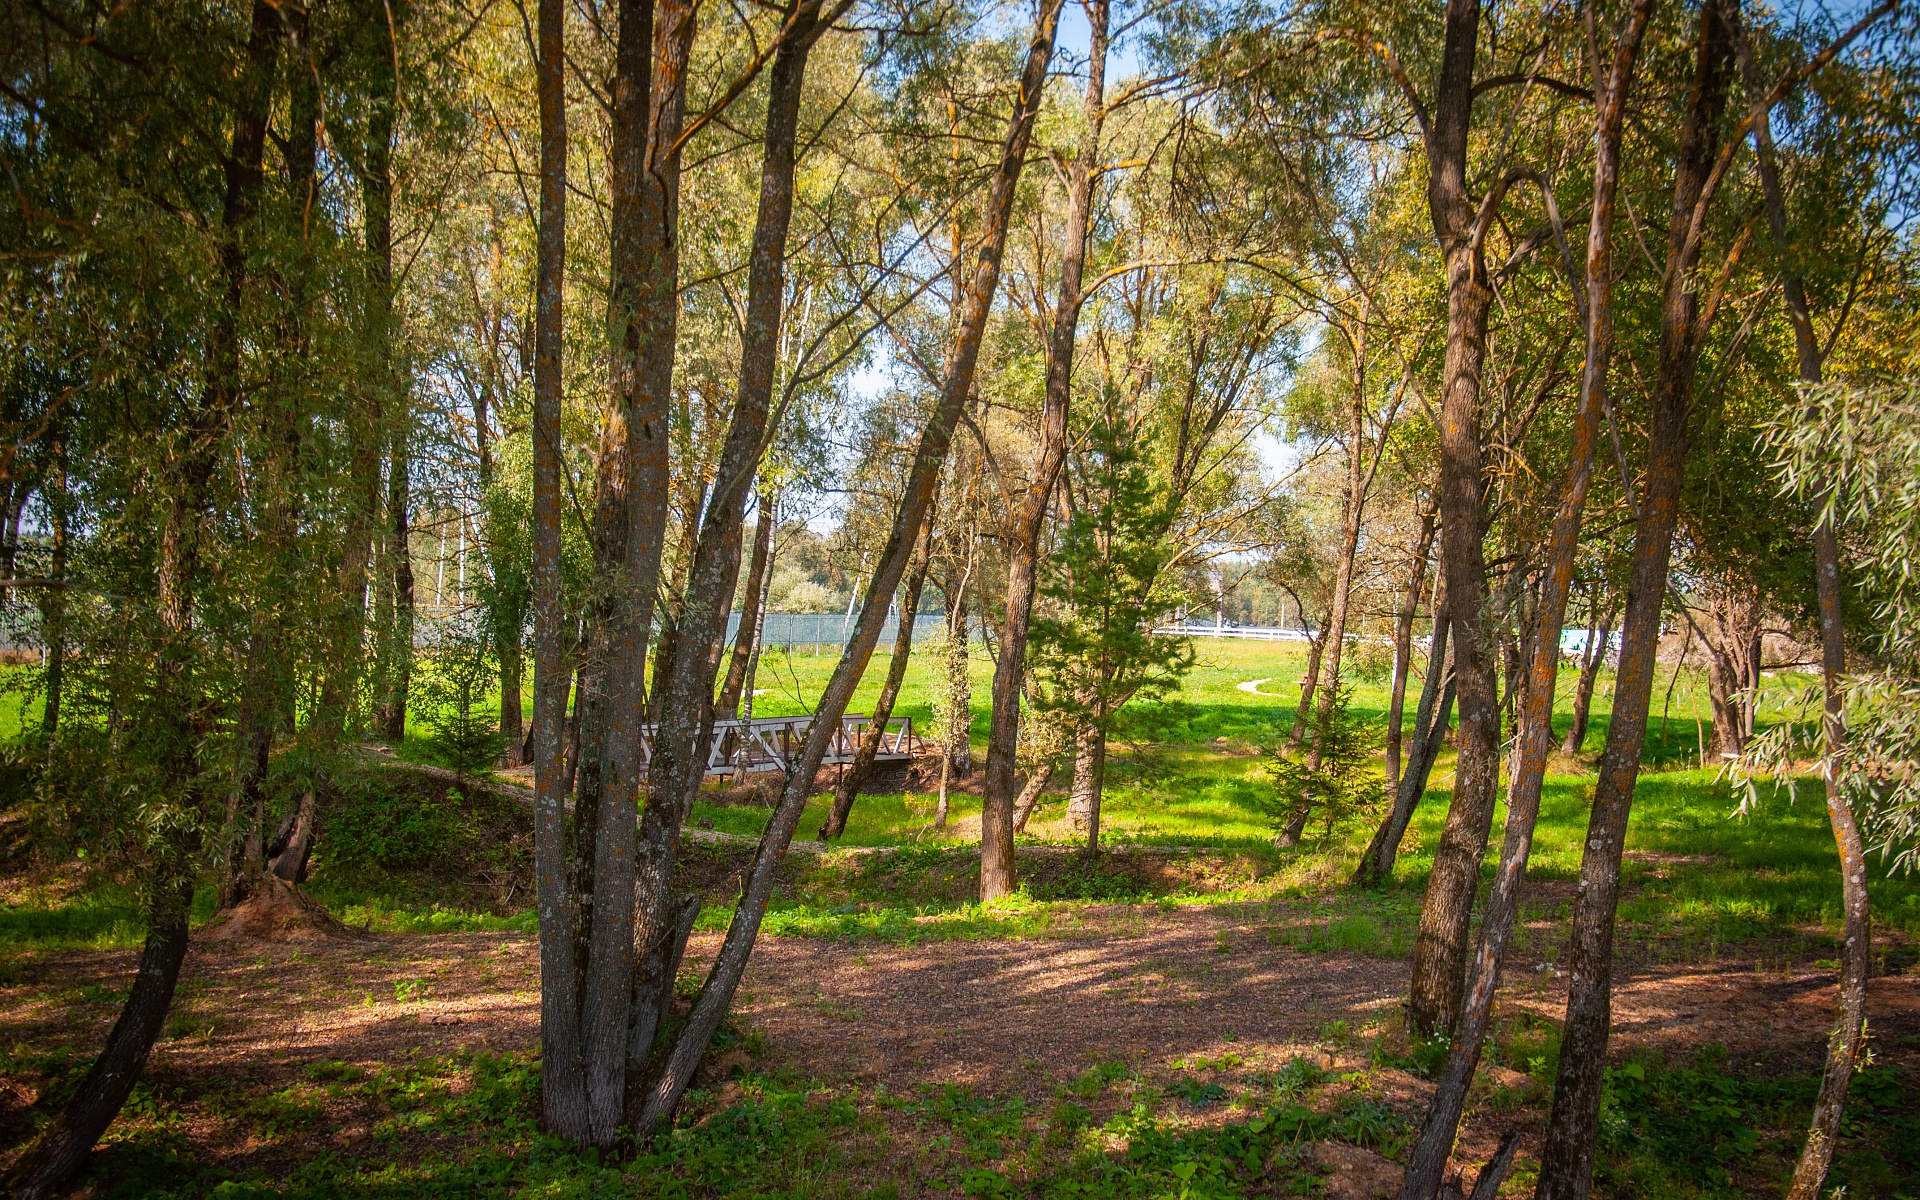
[718,487,776,719]
[379,430,415,741]
[943,580,973,774]
[1561,603,1616,754]
[1533,6,1737,1194]
[1355,598,1453,888]
[2,7,276,1191]
[528,0,584,1141]
[40,442,68,740]
[980,0,1108,901]
[824,519,933,839]
[563,0,694,1145]
[631,5,835,1107]
[1011,760,1053,832]
[1065,718,1107,852]
[1285,627,1327,750]
[1386,505,1439,791]
[1736,20,1875,1197]
[1402,0,1503,1046]
[626,0,1064,1135]
[1399,7,1654,1189]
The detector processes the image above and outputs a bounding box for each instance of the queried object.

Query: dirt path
[2,904,1915,1189]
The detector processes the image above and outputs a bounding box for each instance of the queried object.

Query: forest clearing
[3,643,1918,1196]
[5,0,1920,1194]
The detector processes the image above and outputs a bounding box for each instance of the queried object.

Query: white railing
[640,713,916,777]
[1153,622,1316,642]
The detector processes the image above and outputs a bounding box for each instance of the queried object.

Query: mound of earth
[197,876,369,944]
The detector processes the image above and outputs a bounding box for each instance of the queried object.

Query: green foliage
[1259,686,1382,841]
[414,620,503,776]
[1031,416,1195,735]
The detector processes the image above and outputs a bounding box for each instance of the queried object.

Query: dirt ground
[2,902,1915,1192]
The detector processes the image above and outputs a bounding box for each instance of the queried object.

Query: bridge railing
[640,713,916,777]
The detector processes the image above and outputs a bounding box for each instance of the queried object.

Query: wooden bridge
[641,714,921,778]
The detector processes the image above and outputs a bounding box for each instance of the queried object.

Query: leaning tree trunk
[1397,3,1653,1187]
[718,486,777,719]
[625,0,1065,1136]
[1533,5,1739,1193]
[1737,18,1877,1197]
[824,518,934,839]
[1,8,276,1193]
[1285,627,1327,750]
[979,0,1108,900]
[1280,349,1373,846]
[633,5,838,1109]
[1355,599,1453,888]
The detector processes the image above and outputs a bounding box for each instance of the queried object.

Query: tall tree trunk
[564,0,693,1144]
[1355,597,1453,889]
[1561,602,1616,754]
[824,518,934,838]
[718,486,777,719]
[1067,720,1106,853]
[1736,20,1873,1198]
[626,0,1064,1135]
[1,6,276,1192]
[530,0,586,1142]
[40,441,67,740]
[1386,505,1439,791]
[1398,4,1653,1189]
[1403,0,1503,1047]
[1532,5,1738,1194]
[980,0,1107,900]
[632,3,838,1104]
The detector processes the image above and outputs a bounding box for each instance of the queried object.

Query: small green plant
[1318,1019,1352,1049]
[1066,1061,1132,1098]
[393,978,428,1003]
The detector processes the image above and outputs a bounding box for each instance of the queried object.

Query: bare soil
[2,901,1914,1191]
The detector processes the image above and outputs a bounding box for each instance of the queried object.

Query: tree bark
[1355,598,1453,888]
[1285,626,1327,750]
[528,0,587,1140]
[980,0,1107,900]
[1402,0,1503,1049]
[1011,760,1053,831]
[1533,5,1737,1194]
[39,443,67,740]
[629,3,836,1107]
[626,0,1064,1134]
[1561,602,1616,754]
[1400,7,1654,1188]
[1734,20,1873,1198]
[942,565,974,774]
[824,518,933,838]
[2,6,275,1190]
[718,487,777,719]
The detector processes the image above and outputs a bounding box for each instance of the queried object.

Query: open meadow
[3,639,1916,1198]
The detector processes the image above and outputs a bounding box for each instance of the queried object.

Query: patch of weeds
[1328,1096,1409,1157]
[1255,1056,1328,1105]
[392,978,428,1003]
[303,1060,367,1084]
[1170,1053,1242,1071]
[1066,1060,1133,1098]
[1317,1019,1352,1049]
[248,1086,325,1137]
[1371,1028,1449,1079]
[1168,1079,1229,1107]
